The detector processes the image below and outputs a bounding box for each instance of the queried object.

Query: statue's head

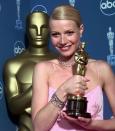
[26,11,49,47]
[74,43,88,65]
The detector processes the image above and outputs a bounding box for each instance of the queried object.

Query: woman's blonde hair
[50,5,82,28]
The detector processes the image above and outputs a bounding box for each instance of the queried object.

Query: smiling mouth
[58,44,71,48]
[58,45,71,51]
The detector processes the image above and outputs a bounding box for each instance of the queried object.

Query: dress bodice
[48,86,103,131]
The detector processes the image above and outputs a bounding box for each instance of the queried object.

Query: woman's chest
[48,69,72,88]
[48,66,101,90]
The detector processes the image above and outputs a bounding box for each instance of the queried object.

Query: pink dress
[48,86,103,131]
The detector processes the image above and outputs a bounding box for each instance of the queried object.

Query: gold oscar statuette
[66,42,91,118]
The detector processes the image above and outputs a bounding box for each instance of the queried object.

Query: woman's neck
[58,55,75,67]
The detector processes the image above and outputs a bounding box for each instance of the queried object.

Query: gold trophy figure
[66,42,91,118]
[3,11,57,131]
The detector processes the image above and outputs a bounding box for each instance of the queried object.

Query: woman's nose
[60,35,67,44]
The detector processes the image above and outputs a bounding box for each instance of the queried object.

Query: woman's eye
[66,31,74,35]
[51,33,60,37]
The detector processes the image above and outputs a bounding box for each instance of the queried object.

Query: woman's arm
[96,60,115,130]
[31,62,66,131]
[101,61,115,115]
[78,60,115,131]
[61,60,115,131]
[32,61,88,131]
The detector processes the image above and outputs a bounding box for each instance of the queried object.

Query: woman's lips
[58,44,71,51]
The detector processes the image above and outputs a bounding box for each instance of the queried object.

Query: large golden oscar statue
[3,11,57,131]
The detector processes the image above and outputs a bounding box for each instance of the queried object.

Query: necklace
[58,56,75,67]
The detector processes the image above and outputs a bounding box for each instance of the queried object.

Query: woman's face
[49,19,83,57]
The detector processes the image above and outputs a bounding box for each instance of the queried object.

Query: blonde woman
[32,5,115,131]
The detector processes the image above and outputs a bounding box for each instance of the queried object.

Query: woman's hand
[59,111,92,129]
[55,75,89,103]
[61,75,89,96]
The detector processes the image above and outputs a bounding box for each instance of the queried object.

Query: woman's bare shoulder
[94,59,111,68]
[34,59,58,71]
[88,58,110,67]
[88,59,113,75]
[90,59,114,77]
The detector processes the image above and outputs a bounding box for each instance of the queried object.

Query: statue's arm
[3,61,32,115]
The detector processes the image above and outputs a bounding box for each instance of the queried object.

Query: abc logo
[31,5,47,13]
[100,0,115,16]
[101,0,115,9]
[0,82,3,100]
[14,41,25,56]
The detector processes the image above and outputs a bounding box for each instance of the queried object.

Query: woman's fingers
[78,117,92,127]
[61,75,90,95]
[61,113,92,128]
[72,76,89,95]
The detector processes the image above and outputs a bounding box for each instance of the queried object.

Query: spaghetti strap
[88,59,100,84]
[95,61,101,85]
[88,59,97,63]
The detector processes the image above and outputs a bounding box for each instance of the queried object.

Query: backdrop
[0,0,115,130]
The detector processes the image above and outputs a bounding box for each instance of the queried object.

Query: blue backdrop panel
[0,0,115,130]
